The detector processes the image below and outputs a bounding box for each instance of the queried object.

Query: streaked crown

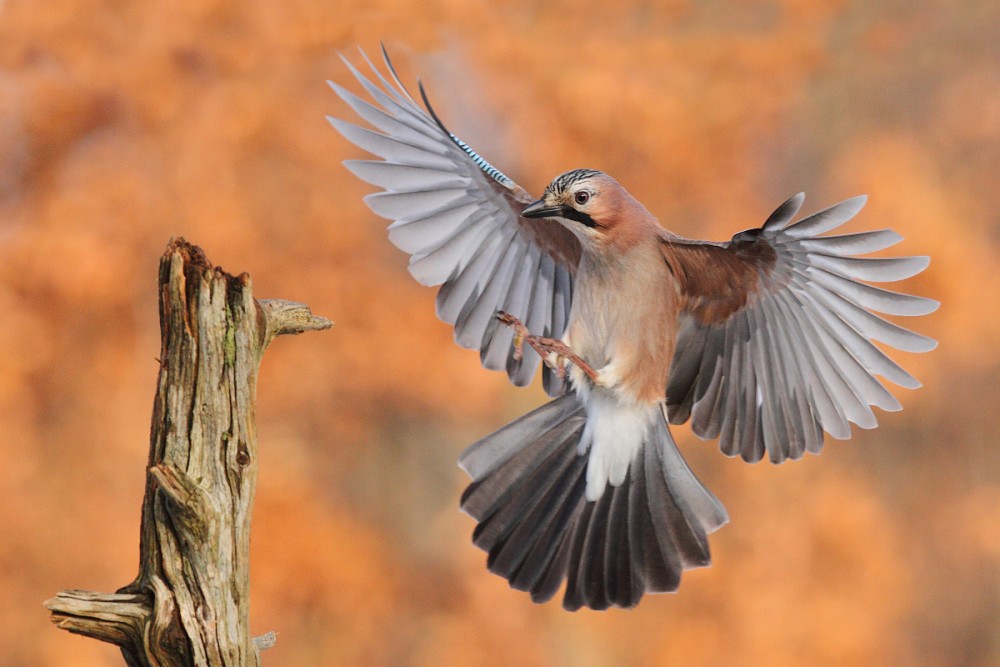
[544,168,603,198]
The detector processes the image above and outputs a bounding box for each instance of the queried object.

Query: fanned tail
[459,393,728,611]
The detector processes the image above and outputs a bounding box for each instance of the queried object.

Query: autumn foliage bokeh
[1,1,998,665]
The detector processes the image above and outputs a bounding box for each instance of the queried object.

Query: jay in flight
[329,48,938,611]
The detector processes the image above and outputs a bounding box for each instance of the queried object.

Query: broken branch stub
[45,238,331,666]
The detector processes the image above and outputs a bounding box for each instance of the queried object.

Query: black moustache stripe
[558,207,600,229]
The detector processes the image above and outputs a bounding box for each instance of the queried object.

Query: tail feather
[562,500,596,611]
[628,458,680,593]
[573,479,638,610]
[469,423,578,549]
[579,484,616,610]
[459,392,582,480]
[605,482,638,607]
[643,431,708,576]
[656,406,730,545]
[459,392,729,610]
[460,410,578,520]
[486,431,586,575]
[510,467,586,596]
[531,519,576,603]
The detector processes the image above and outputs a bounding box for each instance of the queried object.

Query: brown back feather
[659,231,779,326]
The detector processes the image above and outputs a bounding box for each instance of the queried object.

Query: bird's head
[522,169,652,249]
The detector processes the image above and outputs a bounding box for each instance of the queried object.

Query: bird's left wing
[329,48,580,395]
[662,194,938,463]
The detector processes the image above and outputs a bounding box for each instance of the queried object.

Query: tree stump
[44,239,331,666]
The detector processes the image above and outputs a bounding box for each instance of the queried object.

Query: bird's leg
[496,311,599,383]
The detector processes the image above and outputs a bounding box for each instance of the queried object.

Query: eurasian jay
[329,48,938,611]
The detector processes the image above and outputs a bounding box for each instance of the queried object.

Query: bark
[45,239,331,666]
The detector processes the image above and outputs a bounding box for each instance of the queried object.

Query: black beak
[521,199,566,219]
[522,199,600,229]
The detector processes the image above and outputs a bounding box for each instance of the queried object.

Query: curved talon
[496,311,528,360]
[495,311,519,327]
[512,331,526,361]
[496,311,598,383]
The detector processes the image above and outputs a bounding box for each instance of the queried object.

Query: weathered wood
[45,238,331,666]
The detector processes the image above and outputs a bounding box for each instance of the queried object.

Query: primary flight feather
[329,47,938,611]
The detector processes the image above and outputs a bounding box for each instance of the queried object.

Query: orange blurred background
[1,1,998,665]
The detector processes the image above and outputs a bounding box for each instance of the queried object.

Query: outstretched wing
[329,48,581,395]
[662,194,938,463]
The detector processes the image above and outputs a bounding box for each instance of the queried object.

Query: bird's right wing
[329,48,581,395]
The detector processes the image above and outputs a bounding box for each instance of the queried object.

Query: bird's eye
[574,191,590,205]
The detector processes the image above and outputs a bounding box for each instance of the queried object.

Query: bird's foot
[496,311,599,383]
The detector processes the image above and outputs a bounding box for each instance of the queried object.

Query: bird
[328,47,938,611]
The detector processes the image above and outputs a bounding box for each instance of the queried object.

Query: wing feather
[343,160,471,191]
[455,237,524,354]
[328,118,455,169]
[331,49,581,394]
[543,266,573,395]
[387,201,483,254]
[664,194,936,462]
[363,188,470,221]
[410,229,496,295]
[797,229,902,255]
